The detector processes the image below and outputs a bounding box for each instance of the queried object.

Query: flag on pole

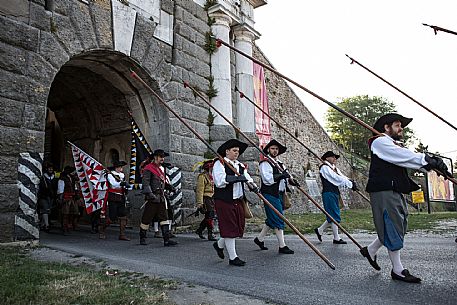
[129,118,153,189]
[70,142,108,214]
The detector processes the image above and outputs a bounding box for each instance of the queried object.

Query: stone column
[233,27,256,133]
[208,12,233,126]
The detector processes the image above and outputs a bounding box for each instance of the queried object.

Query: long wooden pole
[184,82,363,250]
[130,70,336,270]
[345,54,457,132]
[235,87,371,205]
[422,23,457,36]
[215,38,457,186]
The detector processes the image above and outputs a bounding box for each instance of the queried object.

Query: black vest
[260,160,282,197]
[366,145,419,194]
[319,164,340,194]
[213,162,245,202]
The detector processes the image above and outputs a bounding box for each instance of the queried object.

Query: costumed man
[194,159,217,241]
[360,113,450,283]
[37,161,58,232]
[314,151,357,245]
[103,160,130,241]
[212,139,258,266]
[139,149,178,246]
[254,139,296,254]
[57,166,79,235]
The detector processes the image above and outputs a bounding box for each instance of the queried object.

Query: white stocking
[225,238,237,260]
[318,221,331,235]
[274,229,286,247]
[367,237,383,258]
[42,214,49,227]
[257,224,270,242]
[331,223,341,241]
[154,222,159,232]
[388,250,404,276]
[217,238,225,249]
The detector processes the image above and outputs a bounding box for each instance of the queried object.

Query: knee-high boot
[139,228,147,245]
[207,220,217,241]
[195,220,207,239]
[162,225,178,246]
[119,217,130,241]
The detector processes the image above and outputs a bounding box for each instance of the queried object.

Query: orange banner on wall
[253,63,271,153]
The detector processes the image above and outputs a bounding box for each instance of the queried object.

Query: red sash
[144,162,166,181]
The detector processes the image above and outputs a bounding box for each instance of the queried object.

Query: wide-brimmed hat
[150,149,170,158]
[373,113,413,134]
[321,151,340,160]
[112,160,127,168]
[217,139,248,157]
[263,139,287,155]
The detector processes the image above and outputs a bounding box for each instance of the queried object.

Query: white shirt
[213,157,254,199]
[371,134,427,170]
[107,171,125,189]
[319,161,353,189]
[259,159,286,192]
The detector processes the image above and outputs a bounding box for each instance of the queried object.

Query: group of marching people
[37,112,452,283]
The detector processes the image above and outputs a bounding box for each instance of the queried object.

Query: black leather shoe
[229,257,246,266]
[164,239,178,246]
[254,237,268,250]
[333,239,347,244]
[278,246,294,254]
[391,269,421,283]
[213,241,225,259]
[314,228,322,242]
[360,246,381,271]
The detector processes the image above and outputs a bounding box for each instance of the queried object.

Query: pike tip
[216,39,222,48]
[183,81,189,88]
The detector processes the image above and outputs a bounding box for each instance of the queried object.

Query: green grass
[0,247,176,305]
[248,209,457,234]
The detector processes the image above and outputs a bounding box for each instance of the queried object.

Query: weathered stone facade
[0,0,366,242]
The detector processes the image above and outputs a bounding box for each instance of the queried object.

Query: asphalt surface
[40,228,457,305]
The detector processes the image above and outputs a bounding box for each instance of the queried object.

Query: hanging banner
[427,158,454,201]
[253,63,271,153]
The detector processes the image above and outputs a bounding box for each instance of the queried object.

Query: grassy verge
[0,246,176,305]
[247,209,457,234]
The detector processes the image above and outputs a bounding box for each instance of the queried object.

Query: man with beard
[37,161,58,232]
[360,113,450,283]
[139,149,177,246]
[314,150,357,245]
[254,139,296,254]
[212,139,258,266]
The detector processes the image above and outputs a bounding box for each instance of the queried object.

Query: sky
[254,0,457,164]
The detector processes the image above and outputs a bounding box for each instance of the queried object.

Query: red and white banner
[70,142,108,214]
[253,63,271,154]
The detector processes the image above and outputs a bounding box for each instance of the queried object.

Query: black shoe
[360,246,381,270]
[196,229,206,239]
[164,239,178,246]
[278,246,294,254]
[314,228,322,242]
[254,237,268,250]
[333,239,347,244]
[213,242,225,259]
[229,257,246,266]
[391,269,421,283]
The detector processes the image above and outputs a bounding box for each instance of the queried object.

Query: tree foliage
[325,95,414,158]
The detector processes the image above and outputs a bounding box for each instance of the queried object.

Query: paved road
[40,229,457,305]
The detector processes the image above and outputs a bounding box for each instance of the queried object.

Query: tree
[325,95,414,158]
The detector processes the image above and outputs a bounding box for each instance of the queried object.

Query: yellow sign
[411,191,425,204]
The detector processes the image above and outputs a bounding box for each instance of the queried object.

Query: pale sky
[254,0,457,164]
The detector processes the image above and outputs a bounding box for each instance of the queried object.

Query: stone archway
[43,50,170,228]
[46,50,169,168]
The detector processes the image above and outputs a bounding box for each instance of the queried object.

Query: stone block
[89,0,113,49]
[0,0,30,23]
[30,1,52,32]
[31,0,46,7]
[54,0,69,16]
[0,98,24,128]
[0,15,40,52]
[67,0,98,49]
[141,39,166,75]
[181,189,195,207]
[0,156,19,184]
[0,70,28,102]
[27,79,50,107]
[26,51,57,86]
[52,13,83,56]
[39,31,69,69]
[131,15,157,63]
[179,170,196,190]
[181,136,208,155]
[169,152,203,171]
[174,6,184,21]
[0,212,15,243]
[182,103,208,123]
[210,125,235,141]
[23,104,46,131]
[161,0,174,14]
[169,134,182,152]
[0,41,27,75]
